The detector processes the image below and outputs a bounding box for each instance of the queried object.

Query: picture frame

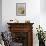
[16,3,26,16]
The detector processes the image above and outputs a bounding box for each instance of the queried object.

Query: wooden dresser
[7,23,34,46]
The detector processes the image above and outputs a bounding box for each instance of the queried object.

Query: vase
[39,40,45,46]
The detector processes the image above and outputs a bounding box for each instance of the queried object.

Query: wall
[40,0,46,13]
[40,0,46,31]
[2,0,46,46]
[0,0,2,32]
[2,0,40,30]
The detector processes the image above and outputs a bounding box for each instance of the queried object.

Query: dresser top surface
[7,23,34,25]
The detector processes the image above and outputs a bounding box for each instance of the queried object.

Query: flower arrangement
[36,25,45,42]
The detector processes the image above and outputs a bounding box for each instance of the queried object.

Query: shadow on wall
[40,0,46,13]
[0,0,2,32]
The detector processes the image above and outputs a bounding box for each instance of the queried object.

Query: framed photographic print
[16,3,26,16]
